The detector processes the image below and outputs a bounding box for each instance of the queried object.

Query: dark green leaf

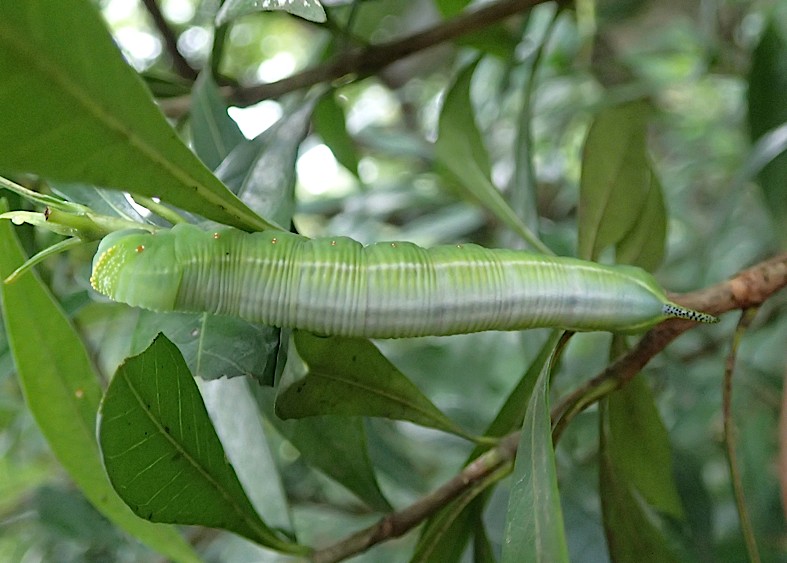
[0,0,274,231]
[615,164,666,272]
[0,209,199,562]
[578,101,652,260]
[748,18,787,234]
[261,388,392,512]
[276,331,470,439]
[190,72,246,171]
[216,0,327,24]
[607,377,684,518]
[98,335,307,554]
[600,397,680,563]
[313,93,360,178]
[502,354,568,563]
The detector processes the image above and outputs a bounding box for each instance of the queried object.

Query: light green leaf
[313,93,360,178]
[216,0,327,24]
[190,72,246,171]
[615,164,666,272]
[502,353,568,563]
[276,331,470,440]
[435,62,549,254]
[0,209,200,563]
[0,0,274,231]
[578,101,652,260]
[607,377,684,518]
[98,334,307,554]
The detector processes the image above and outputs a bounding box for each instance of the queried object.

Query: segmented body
[90,224,716,338]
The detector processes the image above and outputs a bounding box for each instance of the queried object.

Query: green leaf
[261,389,392,512]
[0,0,274,231]
[748,17,787,234]
[216,100,316,226]
[502,353,568,563]
[131,310,280,384]
[0,209,200,563]
[190,72,246,171]
[276,331,470,440]
[607,377,684,518]
[435,62,548,254]
[98,334,307,554]
[313,93,360,178]
[216,0,327,24]
[614,165,666,272]
[600,396,681,563]
[578,101,652,260]
[414,332,561,561]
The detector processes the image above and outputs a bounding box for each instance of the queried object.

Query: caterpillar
[90,224,717,338]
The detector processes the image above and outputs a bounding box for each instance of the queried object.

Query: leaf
[98,334,307,554]
[607,377,684,518]
[197,377,292,532]
[50,183,156,224]
[0,0,274,231]
[216,100,316,226]
[435,62,547,253]
[276,331,470,440]
[190,72,246,171]
[216,0,327,24]
[578,101,652,260]
[313,93,360,178]
[0,208,200,563]
[615,165,666,272]
[600,395,681,563]
[131,310,280,384]
[414,332,561,561]
[261,389,392,512]
[502,354,568,563]
[748,18,787,234]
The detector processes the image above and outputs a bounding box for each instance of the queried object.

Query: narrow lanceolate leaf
[313,93,360,178]
[615,165,666,272]
[748,18,787,236]
[190,72,246,171]
[600,391,681,563]
[0,0,274,231]
[435,61,548,254]
[98,335,308,555]
[502,355,568,563]
[216,0,327,24]
[578,101,652,261]
[414,332,561,562]
[276,332,471,439]
[0,211,199,563]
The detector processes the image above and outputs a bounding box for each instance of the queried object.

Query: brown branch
[141,0,198,81]
[310,252,787,562]
[158,0,556,117]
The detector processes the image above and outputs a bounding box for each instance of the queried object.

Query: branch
[158,0,556,117]
[141,0,198,81]
[310,252,787,562]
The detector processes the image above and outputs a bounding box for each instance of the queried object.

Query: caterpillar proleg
[90,224,717,338]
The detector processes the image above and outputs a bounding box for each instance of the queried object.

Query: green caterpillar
[90,224,717,338]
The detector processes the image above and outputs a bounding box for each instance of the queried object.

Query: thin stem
[159,0,559,116]
[722,308,761,563]
[140,0,198,80]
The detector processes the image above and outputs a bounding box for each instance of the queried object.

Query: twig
[312,253,787,562]
[141,0,198,80]
[723,309,761,563]
[158,0,557,116]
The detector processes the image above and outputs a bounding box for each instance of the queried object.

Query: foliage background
[0,0,785,561]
